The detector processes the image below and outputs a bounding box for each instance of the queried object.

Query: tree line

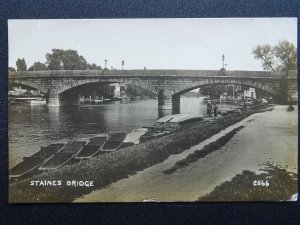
[9,40,297,72]
[9,49,103,72]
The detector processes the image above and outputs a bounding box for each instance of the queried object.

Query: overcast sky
[8,18,297,70]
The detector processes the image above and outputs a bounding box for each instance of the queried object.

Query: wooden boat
[101,133,126,152]
[9,143,65,180]
[123,128,148,144]
[116,142,135,150]
[39,141,86,170]
[95,96,104,103]
[75,135,108,159]
[10,157,45,180]
[30,98,46,105]
[94,99,104,103]
[140,114,204,142]
[103,98,112,103]
[31,143,65,158]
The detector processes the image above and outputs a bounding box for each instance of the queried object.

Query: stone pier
[158,89,173,110]
[46,86,60,106]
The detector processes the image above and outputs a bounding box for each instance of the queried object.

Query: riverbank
[197,162,297,201]
[10,106,281,203]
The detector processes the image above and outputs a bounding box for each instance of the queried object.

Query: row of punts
[10,114,205,181]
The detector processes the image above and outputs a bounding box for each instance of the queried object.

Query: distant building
[9,86,27,96]
[244,88,256,99]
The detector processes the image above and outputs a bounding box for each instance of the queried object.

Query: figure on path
[213,102,218,117]
[207,100,213,117]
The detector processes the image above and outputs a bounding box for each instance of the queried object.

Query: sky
[8,18,297,70]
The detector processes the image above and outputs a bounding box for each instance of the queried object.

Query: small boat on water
[95,96,104,103]
[9,143,65,180]
[30,98,46,105]
[123,128,148,145]
[39,141,86,170]
[75,135,108,159]
[103,98,112,103]
[140,114,204,143]
[101,133,126,152]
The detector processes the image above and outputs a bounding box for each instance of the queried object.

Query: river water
[9,97,215,167]
[74,105,298,202]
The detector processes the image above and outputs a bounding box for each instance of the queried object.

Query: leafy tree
[28,62,47,71]
[87,63,102,70]
[252,40,297,71]
[45,49,88,70]
[8,67,16,72]
[16,58,27,71]
[273,40,297,71]
[46,49,63,70]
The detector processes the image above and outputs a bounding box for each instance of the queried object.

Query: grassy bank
[163,126,244,174]
[10,113,253,203]
[197,162,297,201]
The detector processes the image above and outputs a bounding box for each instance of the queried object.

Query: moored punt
[31,143,65,159]
[9,143,66,180]
[10,157,45,180]
[101,133,126,152]
[155,114,204,131]
[108,133,126,141]
[39,141,86,170]
[116,142,135,150]
[75,135,108,159]
[140,114,204,142]
[123,128,148,144]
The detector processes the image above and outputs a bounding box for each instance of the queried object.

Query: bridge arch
[53,78,157,96]
[9,81,48,94]
[172,78,281,97]
[44,79,158,106]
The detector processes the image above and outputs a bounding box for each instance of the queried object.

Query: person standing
[207,100,212,117]
[213,102,218,117]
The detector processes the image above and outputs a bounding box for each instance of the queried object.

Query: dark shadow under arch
[173,82,278,98]
[58,80,157,98]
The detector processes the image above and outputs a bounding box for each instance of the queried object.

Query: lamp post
[104,59,108,69]
[121,60,124,70]
[222,54,225,69]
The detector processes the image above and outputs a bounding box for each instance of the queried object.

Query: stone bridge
[8,69,297,109]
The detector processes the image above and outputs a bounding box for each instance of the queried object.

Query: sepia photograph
[8,18,297,203]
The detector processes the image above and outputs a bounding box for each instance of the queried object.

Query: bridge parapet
[9,69,287,78]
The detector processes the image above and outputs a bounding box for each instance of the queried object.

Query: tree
[273,40,297,71]
[28,62,47,71]
[252,40,297,72]
[46,49,63,70]
[45,49,88,70]
[16,58,27,71]
[8,67,16,72]
[87,63,102,70]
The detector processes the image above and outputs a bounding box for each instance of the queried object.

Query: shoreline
[10,107,274,203]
